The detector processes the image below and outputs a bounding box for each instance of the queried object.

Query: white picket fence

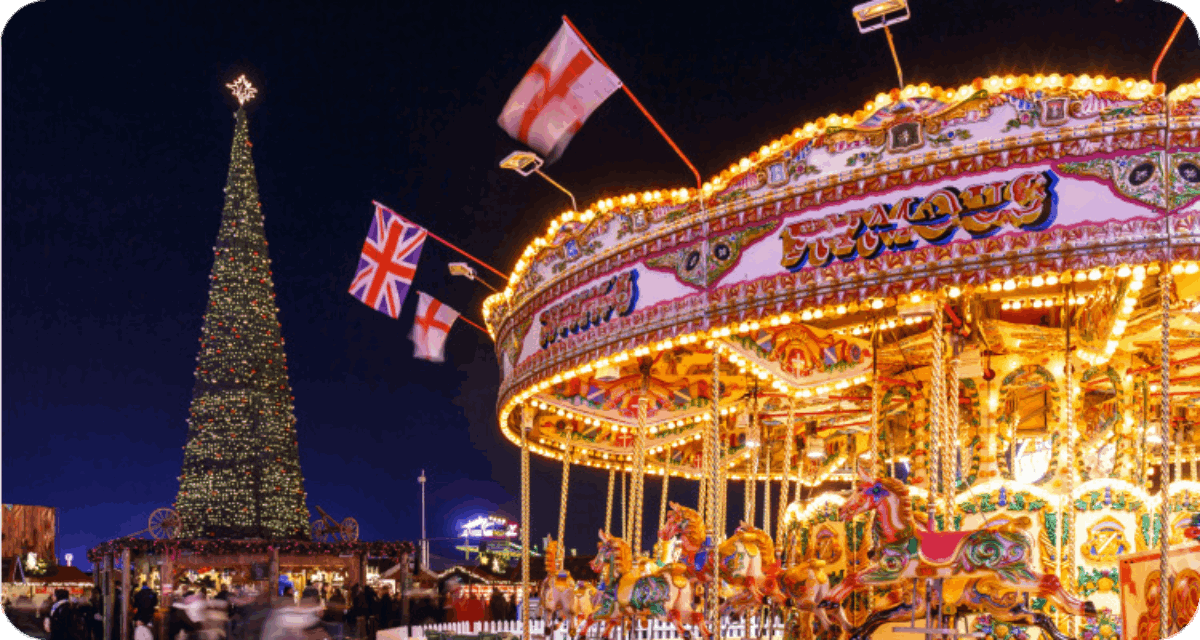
[381,616,787,640]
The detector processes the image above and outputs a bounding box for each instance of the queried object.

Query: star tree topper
[227,75,257,105]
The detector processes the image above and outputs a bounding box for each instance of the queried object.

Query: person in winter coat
[133,584,158,625]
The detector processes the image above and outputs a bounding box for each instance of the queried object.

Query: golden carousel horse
[541,538,584,638]
[577,530,711,640]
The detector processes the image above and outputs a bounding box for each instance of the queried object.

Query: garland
[87,538,415,563]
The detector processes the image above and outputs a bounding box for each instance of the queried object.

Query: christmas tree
[174,77,310,540]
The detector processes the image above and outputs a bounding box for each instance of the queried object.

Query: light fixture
[500,151,578,211]
[852,0,910,33]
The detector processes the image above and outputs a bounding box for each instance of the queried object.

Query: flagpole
[457,315,491,337]
[373,201,508,280]
[561,15,703,189]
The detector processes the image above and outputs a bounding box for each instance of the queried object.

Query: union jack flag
[349,202,427,318]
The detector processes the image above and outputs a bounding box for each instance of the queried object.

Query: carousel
[483,70,1200,640]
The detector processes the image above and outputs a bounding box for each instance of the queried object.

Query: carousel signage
[460,515,519,539]
[539,269,639,348]
[780,170,1058,271]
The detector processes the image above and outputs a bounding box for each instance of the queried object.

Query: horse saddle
[912,527,974,565]
[553,571,573,590]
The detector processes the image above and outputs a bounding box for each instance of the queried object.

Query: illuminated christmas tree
[174,77,310,540]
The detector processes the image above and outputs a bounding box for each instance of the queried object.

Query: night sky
[3,0,1199,572]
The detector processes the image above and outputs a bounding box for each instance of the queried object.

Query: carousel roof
[484,73,1200,491]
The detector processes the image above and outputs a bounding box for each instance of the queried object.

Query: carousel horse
[820,468,1096,640]
[659,502,715,582]
[661,504,787,611]
[572,581,598,630]
[541,538,583,638]
[717,522,787,617]
[576,530,712,640]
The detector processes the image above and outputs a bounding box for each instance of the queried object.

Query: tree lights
[173,98,309,540]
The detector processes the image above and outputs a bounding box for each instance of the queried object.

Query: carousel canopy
[484,74,1200,491]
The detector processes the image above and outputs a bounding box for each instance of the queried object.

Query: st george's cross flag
[498,21,622,162]
[410,292,460,362]
[349,202,427,318]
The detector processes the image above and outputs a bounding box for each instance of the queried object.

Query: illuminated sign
[539,270,639,348]
[780,170,1057,271]
[460,515,519,539]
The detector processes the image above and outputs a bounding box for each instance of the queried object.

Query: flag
[498,21,622,162]
[410,291,460,362]
[349,203,427,318]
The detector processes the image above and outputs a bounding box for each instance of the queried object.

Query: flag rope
[561,15,702,189]
[372,201,507,279]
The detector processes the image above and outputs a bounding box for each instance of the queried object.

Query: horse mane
[545,538,558,571]
[876,475,914,528]
[609,536,633,575]
[668,503,707,548]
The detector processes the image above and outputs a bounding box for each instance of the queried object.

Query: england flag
[498,21,622,162]
[410,292,460,362]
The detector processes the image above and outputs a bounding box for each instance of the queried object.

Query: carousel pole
[557,446,572,572]
[776,398,796,549]
[1159,261,1175,639]
[947,331,961,527]
[714,414,725,539]
[707,347,722,635]
[1154,17,1183,633]
[763,430,772,536]
[870,323,881,478]
[929,294,946,530]
[1063,283,1077,637]
[520,405,535,640]
[632,361,651,555]
[624,465,633,540]
[1140,377,1150,486]
[746,385,760,524]
[659,471,671,529]
[606,468,616,534]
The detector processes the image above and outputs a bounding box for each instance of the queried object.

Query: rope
[557,449,571,572]
[776,398,796,547]
[520,406,533,640]
[1160,264,1174,640]
[605,469,615,534]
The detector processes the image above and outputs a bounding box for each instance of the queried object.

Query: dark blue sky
[3,0,1198,571]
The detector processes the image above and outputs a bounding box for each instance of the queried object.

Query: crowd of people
[4,581,523,640]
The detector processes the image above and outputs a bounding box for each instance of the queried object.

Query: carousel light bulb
[1047,275,1059,286]
[1118,265,1132,278]
[990,282,1003,292]
[1088,268,1102,281]
[1003,280,1016,291]
[1032,275,1045,287]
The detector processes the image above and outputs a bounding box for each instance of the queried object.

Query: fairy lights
[174,104,308,540]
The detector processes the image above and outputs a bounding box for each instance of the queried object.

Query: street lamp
[418,470,429,570]
[500,151,578,212]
